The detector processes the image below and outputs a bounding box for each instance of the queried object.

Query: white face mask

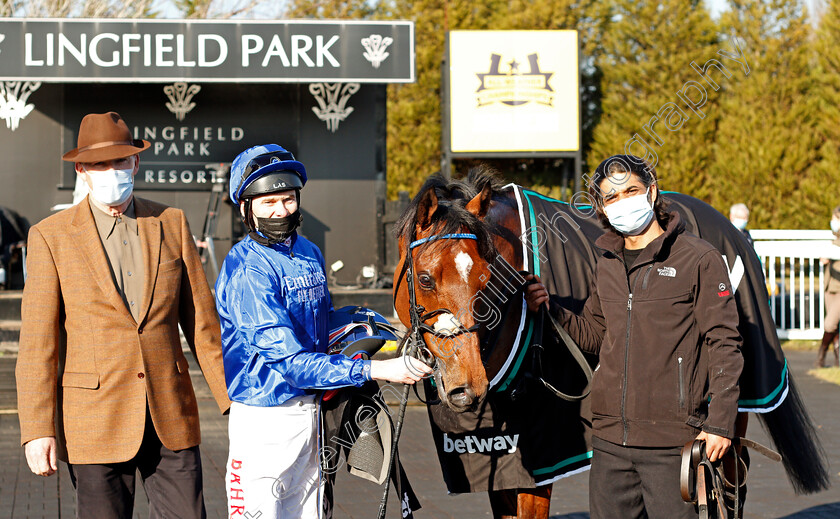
[831,219,840,234]
[731,218,748,231]
[603,188,655,236]
[84,166,134,206]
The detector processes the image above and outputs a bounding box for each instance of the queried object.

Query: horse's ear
[466,184,492,220]
[416,188,439,230]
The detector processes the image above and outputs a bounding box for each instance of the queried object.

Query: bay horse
[393,167,829,518]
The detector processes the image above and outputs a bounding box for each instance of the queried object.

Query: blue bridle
[409,233,478,249]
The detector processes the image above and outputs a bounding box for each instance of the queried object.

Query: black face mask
[251,211,303,246]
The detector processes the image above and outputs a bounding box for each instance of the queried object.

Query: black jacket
[553,212,743,447]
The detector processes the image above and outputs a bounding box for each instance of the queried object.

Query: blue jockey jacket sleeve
[226,263,370,390]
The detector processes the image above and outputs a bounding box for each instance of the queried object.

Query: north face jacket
[215,233,370,407]
[552,212,743,447]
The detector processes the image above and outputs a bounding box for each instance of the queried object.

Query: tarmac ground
[1,348,839,518]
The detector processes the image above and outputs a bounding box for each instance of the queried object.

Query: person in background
[817,205,840,368]
[730,203,754,247]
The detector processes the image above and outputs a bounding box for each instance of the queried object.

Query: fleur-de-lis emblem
[361,34,393,69]
[309,83,360,133]
[164,82,201,121]
[0,81,41,132]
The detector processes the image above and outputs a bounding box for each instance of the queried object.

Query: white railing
[751,229,837,340]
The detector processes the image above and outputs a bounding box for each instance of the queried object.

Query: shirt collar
[89,199,138,239]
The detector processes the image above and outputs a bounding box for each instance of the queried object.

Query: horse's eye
[418,273,435,290]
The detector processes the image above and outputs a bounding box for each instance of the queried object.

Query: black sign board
[56,82,379,191]
[0,18,414,82]
[0,81,387,283]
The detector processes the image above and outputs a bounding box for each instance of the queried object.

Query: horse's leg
[489,489,518,519]
[516,485,551,519]
[488,486,553,519]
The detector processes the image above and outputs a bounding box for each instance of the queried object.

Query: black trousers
[589,436,697,519]
[68,411,206,519]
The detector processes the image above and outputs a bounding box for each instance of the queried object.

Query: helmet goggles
[230,144,307,204]
[241,151,296,180]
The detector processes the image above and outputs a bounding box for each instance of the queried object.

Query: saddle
[680,437,780,519]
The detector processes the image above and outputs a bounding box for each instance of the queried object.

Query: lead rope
[378,234,426,519]
[527,303,593,401]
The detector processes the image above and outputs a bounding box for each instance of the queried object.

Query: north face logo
[658,267,676,277]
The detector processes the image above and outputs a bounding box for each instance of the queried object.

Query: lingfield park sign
[0,18,415,285]
[0,18,414,82]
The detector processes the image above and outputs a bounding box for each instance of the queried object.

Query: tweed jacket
[16,196,230,464]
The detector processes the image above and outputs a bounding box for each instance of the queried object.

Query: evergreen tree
[588,0,723,201]
[805,0,840,229]
[708,0,817,229]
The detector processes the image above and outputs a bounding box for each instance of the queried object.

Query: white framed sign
[448,30,580,153]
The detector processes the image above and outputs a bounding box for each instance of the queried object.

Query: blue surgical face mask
[603,188,655,236]
[731,218,748,231]
[831,219,840,234]
[84,166,134,207]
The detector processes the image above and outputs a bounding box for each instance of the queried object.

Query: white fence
[751,229,837,340]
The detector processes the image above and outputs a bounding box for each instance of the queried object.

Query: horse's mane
[395,166,508,262]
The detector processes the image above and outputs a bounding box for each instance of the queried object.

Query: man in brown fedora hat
[16,112,230,518]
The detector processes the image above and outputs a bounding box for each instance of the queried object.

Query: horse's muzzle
[446,385,477,411]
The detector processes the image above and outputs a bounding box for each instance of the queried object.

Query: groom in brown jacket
[16,112,230,518]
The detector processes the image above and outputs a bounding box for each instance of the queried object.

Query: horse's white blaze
[434,312,463,336]
[454,251,473,283]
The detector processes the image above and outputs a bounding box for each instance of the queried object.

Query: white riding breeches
[226,397,322,519]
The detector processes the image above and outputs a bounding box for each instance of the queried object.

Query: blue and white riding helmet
[328,306,400,358]
[229,144,307,204]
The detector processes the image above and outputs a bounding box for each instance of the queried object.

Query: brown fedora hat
[62,112,151,163]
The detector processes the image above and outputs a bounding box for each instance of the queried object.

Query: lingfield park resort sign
[0,18,414,82]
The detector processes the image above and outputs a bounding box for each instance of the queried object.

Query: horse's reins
[378,231,480,519]
[680,437,780,518]
[529,304,593,401]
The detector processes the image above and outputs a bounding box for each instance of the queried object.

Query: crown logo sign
[361,34,393,69]
[476,53,554,107]
[0,81,41,132]
[164,82,201,121]
[309,82,360,133]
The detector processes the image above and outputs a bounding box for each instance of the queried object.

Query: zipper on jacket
[678,357,685,409]
[641,264,654,290]
[621,269,643,446]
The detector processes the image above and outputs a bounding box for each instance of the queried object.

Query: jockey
[525,154,743,519]
[214,144,431,519]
